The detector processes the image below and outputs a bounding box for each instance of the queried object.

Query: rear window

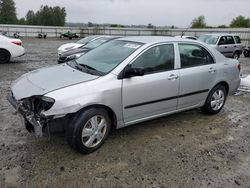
[234,36,241,44]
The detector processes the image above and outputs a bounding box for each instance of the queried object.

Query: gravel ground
[0,38,250,188]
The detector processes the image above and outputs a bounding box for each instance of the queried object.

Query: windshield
[76,40,143,74]
[76,36,96,44]
[198,35,219,45]
[83,37,109,49]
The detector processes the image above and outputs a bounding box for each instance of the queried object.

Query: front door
[122,44,179,124]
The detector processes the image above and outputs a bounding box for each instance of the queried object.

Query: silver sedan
[8,36,241,154]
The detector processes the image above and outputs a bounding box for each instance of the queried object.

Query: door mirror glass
[124,67,144,78]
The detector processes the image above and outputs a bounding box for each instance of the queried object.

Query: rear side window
[226,36,235,44]
[178,44,215,68]
[131,44,175,74]
[234,36,241,44]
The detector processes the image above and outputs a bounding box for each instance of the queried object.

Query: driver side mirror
[119,66,144,79]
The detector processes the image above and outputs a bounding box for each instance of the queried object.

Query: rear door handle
[168,74,179,80]
[225,46,228,48]
[208,67,216,73]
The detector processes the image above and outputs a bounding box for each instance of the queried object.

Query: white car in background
[0,34,25,63]
[57,35,102,55]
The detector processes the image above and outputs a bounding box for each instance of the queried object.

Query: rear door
[177,43,217,109]
[217,36,235,57]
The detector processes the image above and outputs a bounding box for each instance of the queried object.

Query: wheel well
[216,81,229,94]
[76,105,117,130]
[0,48,11,56]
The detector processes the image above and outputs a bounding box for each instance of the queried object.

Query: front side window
[178,44,214,68]
[131,44,175,74]
[218,36,226,45]
[76,40,142,74]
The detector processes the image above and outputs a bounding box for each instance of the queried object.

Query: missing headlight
[35,96,55,113]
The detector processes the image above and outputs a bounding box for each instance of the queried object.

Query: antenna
[180,23,193,38]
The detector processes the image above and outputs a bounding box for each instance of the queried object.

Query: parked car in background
[7,36,240,154]
[0,34,25,63]
[198,34,243,59]
[57,35,99,55]
[60,31,79,40]
[175,35,197,40]
[58,36,120,64]
[243,46,250,57]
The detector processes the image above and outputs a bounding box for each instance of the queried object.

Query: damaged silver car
[8,36,241,154]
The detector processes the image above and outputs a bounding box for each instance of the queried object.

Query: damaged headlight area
[8,94,55,136]
[21,96,55,115]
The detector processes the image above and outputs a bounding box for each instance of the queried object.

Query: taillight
[237,63,241,72]
[12,41,22,46]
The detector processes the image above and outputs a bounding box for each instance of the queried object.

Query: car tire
[203,85,227,115]
[233,51,240,59]
[66,107,111,154]
[0,49,11,63]
[244,49,250,57]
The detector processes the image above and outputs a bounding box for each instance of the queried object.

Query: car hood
[61,47,90,57]
[11,64,99,100]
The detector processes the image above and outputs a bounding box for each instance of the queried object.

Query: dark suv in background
[198,34,243,59]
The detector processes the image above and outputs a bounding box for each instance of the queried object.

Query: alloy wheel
[81,115,107,148]
[210,89,225,111]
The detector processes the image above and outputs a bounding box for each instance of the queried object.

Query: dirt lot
[0,38,250,188]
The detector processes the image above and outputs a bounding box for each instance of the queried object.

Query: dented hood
[11,64,98,100]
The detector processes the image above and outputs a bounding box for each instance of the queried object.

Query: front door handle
[168,74,179,80]
[208,67,216,73]
[225,46,228,48]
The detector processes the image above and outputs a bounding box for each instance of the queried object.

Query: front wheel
[203,85,227,114]
[66,107,111,154]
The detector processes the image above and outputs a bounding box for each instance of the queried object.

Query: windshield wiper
[78,63,105,76]
[70,61,104,76]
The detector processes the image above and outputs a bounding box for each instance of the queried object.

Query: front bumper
[7,93,45,136]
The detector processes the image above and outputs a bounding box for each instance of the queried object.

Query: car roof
[116,36,198,44]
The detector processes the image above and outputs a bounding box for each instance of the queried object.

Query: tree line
[0,0,66,26]
[191,15,250,28]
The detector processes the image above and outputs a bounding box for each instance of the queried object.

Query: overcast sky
[14,0,250,27]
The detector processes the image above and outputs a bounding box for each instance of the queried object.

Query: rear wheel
[0,49,10,63]
[233,51,240,59]
[203,85,227,114]
[244,49,250,57]
[66,107,111,154]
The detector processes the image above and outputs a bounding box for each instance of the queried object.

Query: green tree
[191,15,206,28]
[0,0,17,24]
[26,10,36,25]
[230,16,250,28]
[18,17,26,25]
[26,5,66,26]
